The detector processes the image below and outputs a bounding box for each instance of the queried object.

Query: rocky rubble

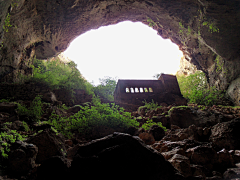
[1,100,240,179]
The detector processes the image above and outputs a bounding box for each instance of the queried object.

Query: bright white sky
[64,21,183,86]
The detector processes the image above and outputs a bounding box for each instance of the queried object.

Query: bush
[177,71,226,106]
[0,129,26,158]
[142,99,162,111]
[141,120,167,131]
[48,96,139,139]
[16,95,43,122]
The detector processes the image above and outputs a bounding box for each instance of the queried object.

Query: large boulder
[7,141,38,177]
[27,129,66,164]
[168,154,192,177]
[69,132,184,180]
[148,124,166,141]
[186,144,218,172]
[209,118,240,151]
[169,106,235,129]
[162,124,211,142]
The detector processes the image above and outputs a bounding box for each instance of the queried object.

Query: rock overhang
[1,0,240,102]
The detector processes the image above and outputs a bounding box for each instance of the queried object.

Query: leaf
[202,21,208,26]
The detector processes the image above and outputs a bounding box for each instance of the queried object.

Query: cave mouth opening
[64,21,183,86]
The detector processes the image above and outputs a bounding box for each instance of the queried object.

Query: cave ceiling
[1,0,240,91]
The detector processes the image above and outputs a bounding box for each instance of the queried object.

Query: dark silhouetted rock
[149,124,165,141]
[223,169,240,180]
[139,132,155,145]
[209,118,240,151]
[7,141,38,177]
[36,156,70,180]
[169,107,236,129]
[70,132,184,180]
[0,102,17,115]
[27,129,66,164]
[186,144,218,171]
[169,154,192,177]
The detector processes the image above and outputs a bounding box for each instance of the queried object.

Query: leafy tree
[25,57,94,95]
[93,76,117,101]
[177,71,226,106]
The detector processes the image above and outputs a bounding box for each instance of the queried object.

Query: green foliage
[58,104,69,111]
[177,71,226,106]
[178,22,188,45]
[187,26,192,34]
[16,95,43,122]
[22,121,30,132]
[202,21,219,33]
[48,96,139,139]
[0,130,26,158]
[215,55,228,75]
[147,18,156,27]
[11,0,19,8]
[25,57,94,95]
[142,99,162,111]
[141,120,167,131]
[0,99,10,103]
[178,22,184,36]
[168,106,189,114]
[215,55,222,73]
[3,13,12,33]
[93,77,117,101]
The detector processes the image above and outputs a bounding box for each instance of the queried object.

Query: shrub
[0,99,10,103]
[177,71,226,106]
[142,99,162,111]
[48,96,139,139]
[0,129,26,158]
[141,120,167,131]
[16,95,43,122]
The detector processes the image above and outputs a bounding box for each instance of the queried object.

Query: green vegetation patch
[93,77,117,101]
[142,99,162,111]
[48,96,139,139]
[168,106,189,115]
[0,129,27,158]
[141,120,167,131]
[23,57,117,102]
[177,71,226,106]
[25,57,93,95]
[16,95,43,122]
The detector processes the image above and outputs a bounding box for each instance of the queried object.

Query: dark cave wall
[0,0,240,101]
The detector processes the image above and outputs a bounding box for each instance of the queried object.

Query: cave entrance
[64,21,183,86]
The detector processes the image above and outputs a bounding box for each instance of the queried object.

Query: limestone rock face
[177,56,198,76]
[1,0,240,101]
[226,77,240,106]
